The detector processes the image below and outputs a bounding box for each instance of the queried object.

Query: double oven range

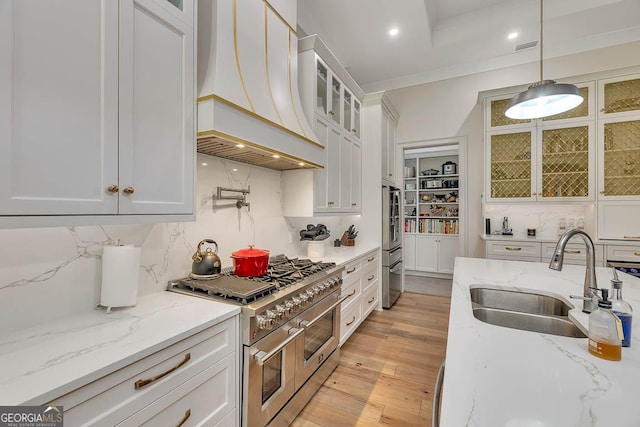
[168,255,348,426]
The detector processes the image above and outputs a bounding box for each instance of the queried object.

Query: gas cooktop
[168,254,336,305]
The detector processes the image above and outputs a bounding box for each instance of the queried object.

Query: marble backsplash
[483,203,595,239]
[0,154,360,335]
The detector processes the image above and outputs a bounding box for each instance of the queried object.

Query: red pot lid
[231,246,269,258]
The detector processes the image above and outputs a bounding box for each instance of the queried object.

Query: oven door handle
[299,293,352,329]
[253,327,304,366]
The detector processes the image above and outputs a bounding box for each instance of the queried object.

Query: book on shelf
[405,217,459,235]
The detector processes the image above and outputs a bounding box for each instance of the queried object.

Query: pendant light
[505,0,583,119]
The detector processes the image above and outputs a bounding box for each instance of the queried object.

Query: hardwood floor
[292,292,451,427]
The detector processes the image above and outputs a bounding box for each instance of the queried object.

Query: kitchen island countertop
[443,257,640,426]
[0,291,239,406]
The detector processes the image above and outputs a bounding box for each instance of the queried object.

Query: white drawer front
[50,318,236,426]
[118,353,236,427]
[361,265,378,290]
[362,280,379,319]
[362,251,379,271]
[340,298,362,346]
[606,245,640,262]
[341,276,361,302]
[486,241,541,259]
[342,258,362,280]
[541,242,604,264]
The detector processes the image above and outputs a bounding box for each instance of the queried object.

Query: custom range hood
[197,0,322,171]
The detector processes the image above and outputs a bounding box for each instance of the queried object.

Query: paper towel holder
[99,244,141,314]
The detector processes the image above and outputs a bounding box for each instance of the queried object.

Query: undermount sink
[470,287,587,338]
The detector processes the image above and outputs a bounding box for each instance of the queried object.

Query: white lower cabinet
[485,240,541,262]
[541,242,604,266]
[405,235,458,274]
[339,249,380,345]
[486,239,605,266]
[117,355,235,426]
[48,317,238,427]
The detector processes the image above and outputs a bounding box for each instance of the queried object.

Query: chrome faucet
[548,229,598,313]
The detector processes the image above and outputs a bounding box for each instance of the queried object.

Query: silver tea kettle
[191,239,221,276]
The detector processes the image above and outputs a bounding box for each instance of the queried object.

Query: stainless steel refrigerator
[382,185,402,308]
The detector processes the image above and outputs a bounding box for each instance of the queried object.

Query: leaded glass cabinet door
[599,117,640,199]
[486,129,536,201]
[538,123,595,200]
[598,74,640,200]
[486,96,532,130]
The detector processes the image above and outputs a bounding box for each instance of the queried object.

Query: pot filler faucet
[548,229,598,313]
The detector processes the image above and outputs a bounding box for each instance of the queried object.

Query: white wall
[387,41,640,258]
[0,153,360,335]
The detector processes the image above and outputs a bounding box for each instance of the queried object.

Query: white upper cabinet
[119,0,194,215]
[0,0,195,222]
[0,0,119,215]
[484,83,596,203]
[284,35,364,215]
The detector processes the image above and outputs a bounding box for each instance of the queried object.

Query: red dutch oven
[231,246,270,277]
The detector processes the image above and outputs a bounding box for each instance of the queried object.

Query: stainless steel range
[168,255,348,427]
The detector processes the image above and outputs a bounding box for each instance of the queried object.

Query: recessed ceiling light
[298,162,305,166]
[201,162,208,166]
[507,32,519,40]
[389,28,399,36]
[236,144,245,148]
[232,168,238,172]
[272,154,280,158]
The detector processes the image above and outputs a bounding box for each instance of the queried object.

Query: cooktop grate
[169,255,336,304]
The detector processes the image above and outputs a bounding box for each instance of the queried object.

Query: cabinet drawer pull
[176,409,191,427]
[328,110,335,116]
[346,267,356,274]
[624,236,640,239]
[351,203,357,207]
[368,297,375,304]
[367,256,375,262]
[122,186,135,195]
[346,316,356,326]
[106,185,119,193]
[505,247,522,251]
[347,289,356,297]
[635,252,640,257]
[565,250,581,254]
[367,274,375,281]
[328,201,335,205]
[135,353,191,390]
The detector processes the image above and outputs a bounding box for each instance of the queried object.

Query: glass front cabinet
[598,74,640,200]
[485,82,596,202]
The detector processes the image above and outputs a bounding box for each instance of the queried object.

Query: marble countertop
[294,243,380,265]
[0,292,239,406]
[481,233,640,246]
[442,257,640,426]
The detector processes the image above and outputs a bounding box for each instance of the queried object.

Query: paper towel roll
[100,245,141,311]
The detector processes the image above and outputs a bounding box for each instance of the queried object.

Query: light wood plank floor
[292,292,451,427]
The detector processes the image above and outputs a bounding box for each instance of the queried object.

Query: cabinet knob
[389,173,393,177]
[122,186,135,195]
[351,128,357,132]
[107,185,119,194]
[328,201,335,205]
[328,111,335,116]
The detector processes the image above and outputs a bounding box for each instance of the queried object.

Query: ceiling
[297,0,640,92]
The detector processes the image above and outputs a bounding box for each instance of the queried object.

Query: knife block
[340,232,355,246]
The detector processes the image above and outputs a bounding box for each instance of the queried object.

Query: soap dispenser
[611,272,633,347]
[588,288,623,361]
